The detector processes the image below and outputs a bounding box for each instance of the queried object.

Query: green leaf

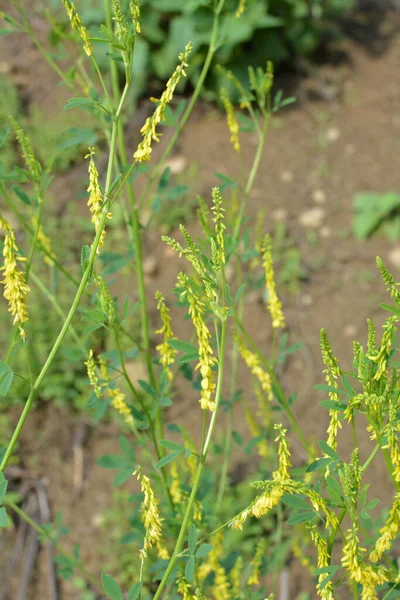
[97,455,127,469]
[287,511,315,524]
[138,380,157,399]
[352,192,400,239]
[196,543,213,558]
[318,440,339,460]
[159,439,185,452]
[119,436,135,461]
[188,524,197,555]
[185,555,196,583]
[214,172,237,191]
[101,572,123,600]
[81,245,91,274]
[12,184,31,206]
[158,167,171,192]
[168,339,198,355]
[127,582,142,600]
[319,400,347,410]
[65,97,99,111]
[234,283,247,305]
[113,468,132,487]
[156,451,182,470]
[314,384,346,396]
[380,303,400,318]
[0,361,14,396]
[281,493,310,511]
[341,374,355,397]
[0,472,8,504]
[306,458,332,473]
[0,507,8,527]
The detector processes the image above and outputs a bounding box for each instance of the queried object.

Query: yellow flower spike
[134,42,193,162]
[211,187,226,266]
[112,0,128,48]
[177,273,217,411]
[368,316,398,380]
[86,147,111,252]
[31,216,55,266]
[230,556,243,598]
[220,88,240,153]
[376,256,400,302]
[218,66,251,109]
[129,0,141,33]
[262,234,285,329]
[109,388,134,426]
[307,525,334,600]
[169,461,182,505]
[155,291,177,380]
[236,335,273,400]
[274,423,291,481]
[320,328,342,450]
[243,400,268,458]
[236,0,247,17]
[176,575,197,600]
[61,0,93,56]
[85,349,102,398]
[370,491,400,562]
[248,539,266,586]
[133,466,169,560]
[9,117,42,186]
[95,275,115,324]
[0,214,30,339]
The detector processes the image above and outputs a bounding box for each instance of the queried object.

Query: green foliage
[353,191,400,240]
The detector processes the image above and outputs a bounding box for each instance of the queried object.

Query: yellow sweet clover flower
[155,291,177,380]
[218,66,251,109]
[162,226,207,283]
[367,318,376,355]
[9,117,42,186]
[0,214,30,339]
[342,526,389,600]
[177,273,217,411]
[220,88,240,153]
[307,526,334,600]
[86,147,111,252]
[169,461,182,505]
[133,466,169,560]
[134,42,193,161]
[274,423,291,481]
[31,216,56,266]
[198,532,230,599]
[129,0,141,33]
[61,0,93,56]
[213,564,230,600]
[109,388,134,426]
[236,0,247,17]
[376,256,400,302]
[237,335,273,400]
[292,540,312,572]
[197,195,212,238]
[262,235,285,329]
[112,0,128,48]
[244,400,268,458]
[85,349,102,398]
[369,491,400,562]
[176,575,198,600]
[211,187,226,266]
[248,539,266,585]
[368,316,398,380]
[95,275,115,324]
[230,556,243,598]
[320,328,342,449]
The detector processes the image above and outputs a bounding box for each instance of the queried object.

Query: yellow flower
[85,349,102,398]
[95,275,115,324]
[86,147,111,252]
[129,0,141,33]
[370,492,400,562]
[237,335,273,400]
[176,575,198,600]
[178,273,217,411]
[376,256,400,302]
[134,43,192,161]
[32,216,56,266]
[307,526,334,600]
[368,316,398,381]
[109,388,134,426]
[262,235,285,329]
[133,466,169,560]
[211,187,226,267]
[0,215,30,339]
[220,88,240,153]
[9,118,41,186]
[155,291,177,380]
[236,0,247,17]
[61,0,93,56]
[169,461,182,505]
[248,540,266,585]
[230,556,243,598]
[320,328,342,449]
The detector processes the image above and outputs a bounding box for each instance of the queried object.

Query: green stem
[327,506,346,559]
[0,85,129,472]
[152,317,227,600]
[4,498,101,593]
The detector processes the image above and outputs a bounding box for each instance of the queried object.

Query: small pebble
[388,247,400,270]
[320,226,331,238]
[280,170,293,183]
[300,294,312,307]
[143,256,157,277]
[312,189,326,204]
[164,155,188,175]
[326,127,341,143]
[299,207,325,228]
[343,324,357,338]
[272,208,288,221]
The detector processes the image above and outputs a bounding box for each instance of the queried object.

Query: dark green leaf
[119,436,135,461]
[306,458,332,473]
[318,440,339,460]
[314,384,346,396]
[341,374,355,397]
[65,97,98,111]
[319,400,347,410]
[156,451,182,470]
[97,455,126,469]
[80,245,91,274]
[0,472,8,504]
[281,493,310,511]
[127,582,142,600]
[168,339,198,355]
[188,524,197,555]
[196,543,213,558]
[380,303,400,317]
[113,468,132,487]
[159,439,185,452]
[234,283,247,305]
[287,511,315,524]
[12,185,31,206]
[158,167,171,192]
[0,507,8,527]
[185,556,195,583]
[101,572,123,600]
[0,361,14,396]
[137,380,157,399]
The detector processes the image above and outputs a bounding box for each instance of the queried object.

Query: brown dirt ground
[2,4,400,599]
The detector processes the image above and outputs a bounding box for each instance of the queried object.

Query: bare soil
[2,3,400,599]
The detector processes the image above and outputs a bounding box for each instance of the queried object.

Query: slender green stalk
[152,317,228,600]
[4,498,101,592]
[0,84,130,472]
